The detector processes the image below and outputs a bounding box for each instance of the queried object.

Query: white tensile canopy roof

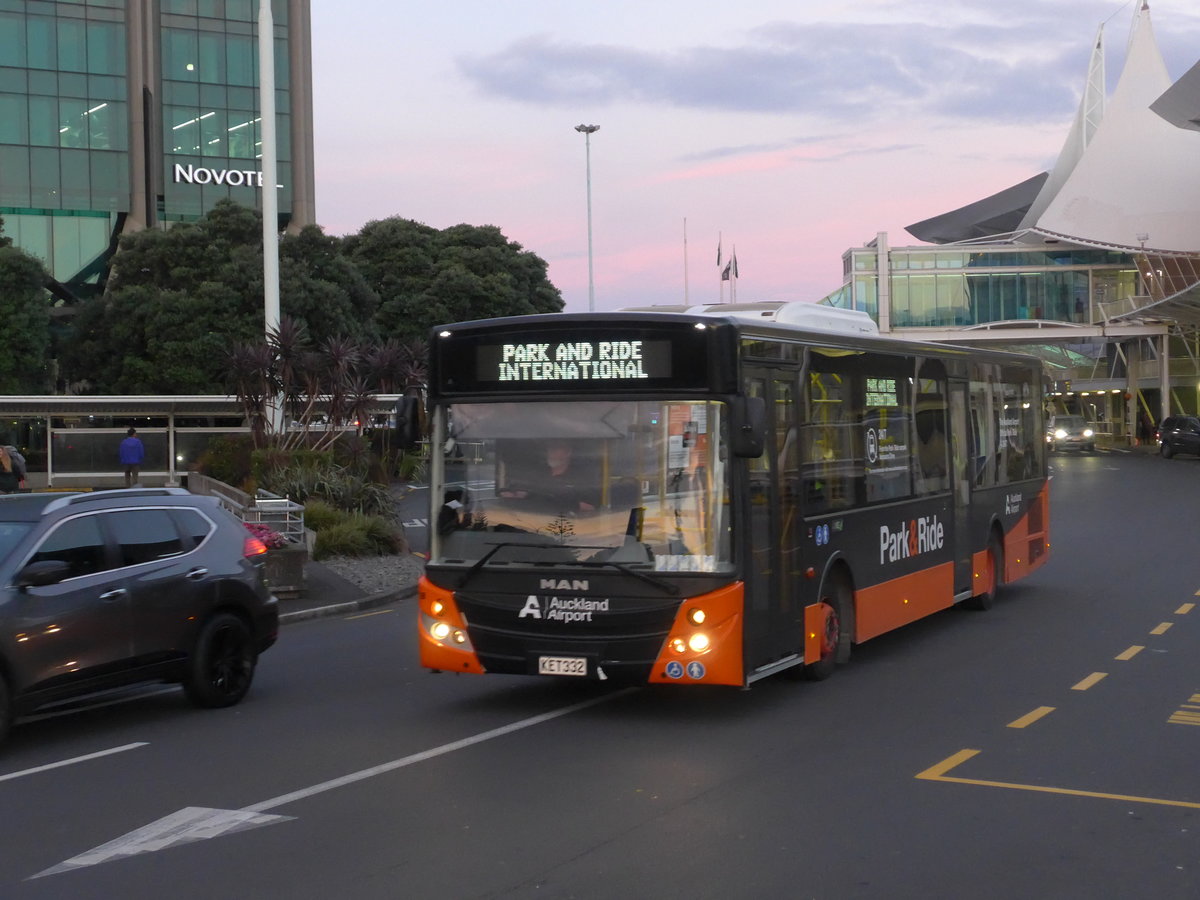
[1025,2,1200,253]
[908,2,1200,256]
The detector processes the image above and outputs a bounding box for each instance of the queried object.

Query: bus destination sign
[478,339,672,384]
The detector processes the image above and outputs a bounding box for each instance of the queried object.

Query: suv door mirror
[16,559,72,589]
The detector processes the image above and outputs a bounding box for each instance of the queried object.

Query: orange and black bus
[417,304,1049,686]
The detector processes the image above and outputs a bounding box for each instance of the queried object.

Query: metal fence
[187,472,305,543]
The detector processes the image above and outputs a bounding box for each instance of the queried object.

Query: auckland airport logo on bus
[518,579,609,623]
[880,514,945,564]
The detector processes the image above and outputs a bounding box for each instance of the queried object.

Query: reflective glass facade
[830,244,1141,329]
[0,0,312,300]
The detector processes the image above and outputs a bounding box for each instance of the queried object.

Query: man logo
[518,596,542,619]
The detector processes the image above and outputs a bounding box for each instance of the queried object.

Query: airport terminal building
[0,0,315,304]
[822,2,1200,442]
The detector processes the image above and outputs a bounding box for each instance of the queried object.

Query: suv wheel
[184,612,257,708]
[1161,442,1174,459]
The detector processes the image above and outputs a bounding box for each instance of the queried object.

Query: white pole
[575,124,599,312]
[259,0,281,432]
[259,0,278,338]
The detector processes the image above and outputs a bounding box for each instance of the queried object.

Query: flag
[716,235,723,268]
[721,261,731,281]
[731,250,738,279]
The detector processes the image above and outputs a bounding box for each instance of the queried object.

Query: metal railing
[187,472,305,543]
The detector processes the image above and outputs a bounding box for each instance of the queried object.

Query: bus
[417,303,1050,687]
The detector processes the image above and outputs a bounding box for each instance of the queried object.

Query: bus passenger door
[949,380,973,593]
[743,372,801,667]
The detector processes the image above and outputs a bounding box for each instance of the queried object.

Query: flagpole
[683,218,689,304]
[724,247,734,303]
[717,231,724,303]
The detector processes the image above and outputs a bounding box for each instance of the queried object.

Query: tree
[0,216,53,393]
[61,201,381,392]
[344,218,563,341]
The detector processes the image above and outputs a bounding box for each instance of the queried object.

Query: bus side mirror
[731,396,766,458]
[394,396,421,449]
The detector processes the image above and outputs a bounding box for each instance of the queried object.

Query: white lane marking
[33,688,634,878]
[33,807,293,878]
[0,742,148,784]
[245,688,634,813]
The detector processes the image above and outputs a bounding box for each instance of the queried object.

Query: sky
[308,0,1200,314]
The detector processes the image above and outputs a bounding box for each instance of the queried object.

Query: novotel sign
[173,163,264,188]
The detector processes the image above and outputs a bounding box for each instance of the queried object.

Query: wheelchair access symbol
[866,427,879,464]
[665,661,684,679]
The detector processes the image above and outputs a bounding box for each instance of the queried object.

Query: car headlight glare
[1055,428,1068,439]
[1083,428,1094,437]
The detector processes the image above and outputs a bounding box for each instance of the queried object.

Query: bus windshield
[430,399,732,573]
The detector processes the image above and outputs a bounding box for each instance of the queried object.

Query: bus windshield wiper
[575,559,678,595]
[460,542,677,594]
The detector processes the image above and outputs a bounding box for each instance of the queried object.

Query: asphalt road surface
[1,449,1198,898]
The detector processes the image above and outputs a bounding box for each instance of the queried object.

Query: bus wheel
[966,533,1003,611]
[805,573,851,681]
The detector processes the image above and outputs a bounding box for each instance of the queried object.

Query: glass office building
[0,0,314,302]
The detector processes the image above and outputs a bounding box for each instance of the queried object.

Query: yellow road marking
[1176,603,1194,614]
[1115,645,1144,660]
[1189,694,1200,705]
[1072,672,1107,690]
[1150,623,1173,635]
[345,609,395,620]
[1008,706,1055,729]
[1169,711,1200,726]
[917,749,1200,809]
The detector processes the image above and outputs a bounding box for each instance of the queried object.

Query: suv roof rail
[43,487,190,515]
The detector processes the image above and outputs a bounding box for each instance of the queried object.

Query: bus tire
[804,571,853,681]
[966,532,1003,611]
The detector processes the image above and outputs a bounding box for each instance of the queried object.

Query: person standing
[120,427,145,487]
[0,447,18,494]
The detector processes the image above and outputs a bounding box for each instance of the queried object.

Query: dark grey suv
[0,488,278,745]
[1158,415,1200,459]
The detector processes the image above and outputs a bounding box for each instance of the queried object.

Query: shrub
[311,512,405,559]
[196,434,256,487]
[301,498,344,531]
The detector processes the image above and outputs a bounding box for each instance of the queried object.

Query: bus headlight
[670,638,687,654]
[688,633,711,653]
[687,608,706,625]
[430,621,452,641]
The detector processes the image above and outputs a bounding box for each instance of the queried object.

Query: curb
[279,583,418,624]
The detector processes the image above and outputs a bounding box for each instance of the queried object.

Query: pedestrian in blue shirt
[120,427,145,487]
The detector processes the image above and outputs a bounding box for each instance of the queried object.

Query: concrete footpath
[277,560,419,624]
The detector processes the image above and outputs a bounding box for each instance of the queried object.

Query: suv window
[172,507,214,549]
[29,515,111,578]
[107,509,186,567]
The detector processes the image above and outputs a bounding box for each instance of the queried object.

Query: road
[1,450,1198,898]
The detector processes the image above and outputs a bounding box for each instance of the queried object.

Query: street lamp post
[575,124,599,312]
